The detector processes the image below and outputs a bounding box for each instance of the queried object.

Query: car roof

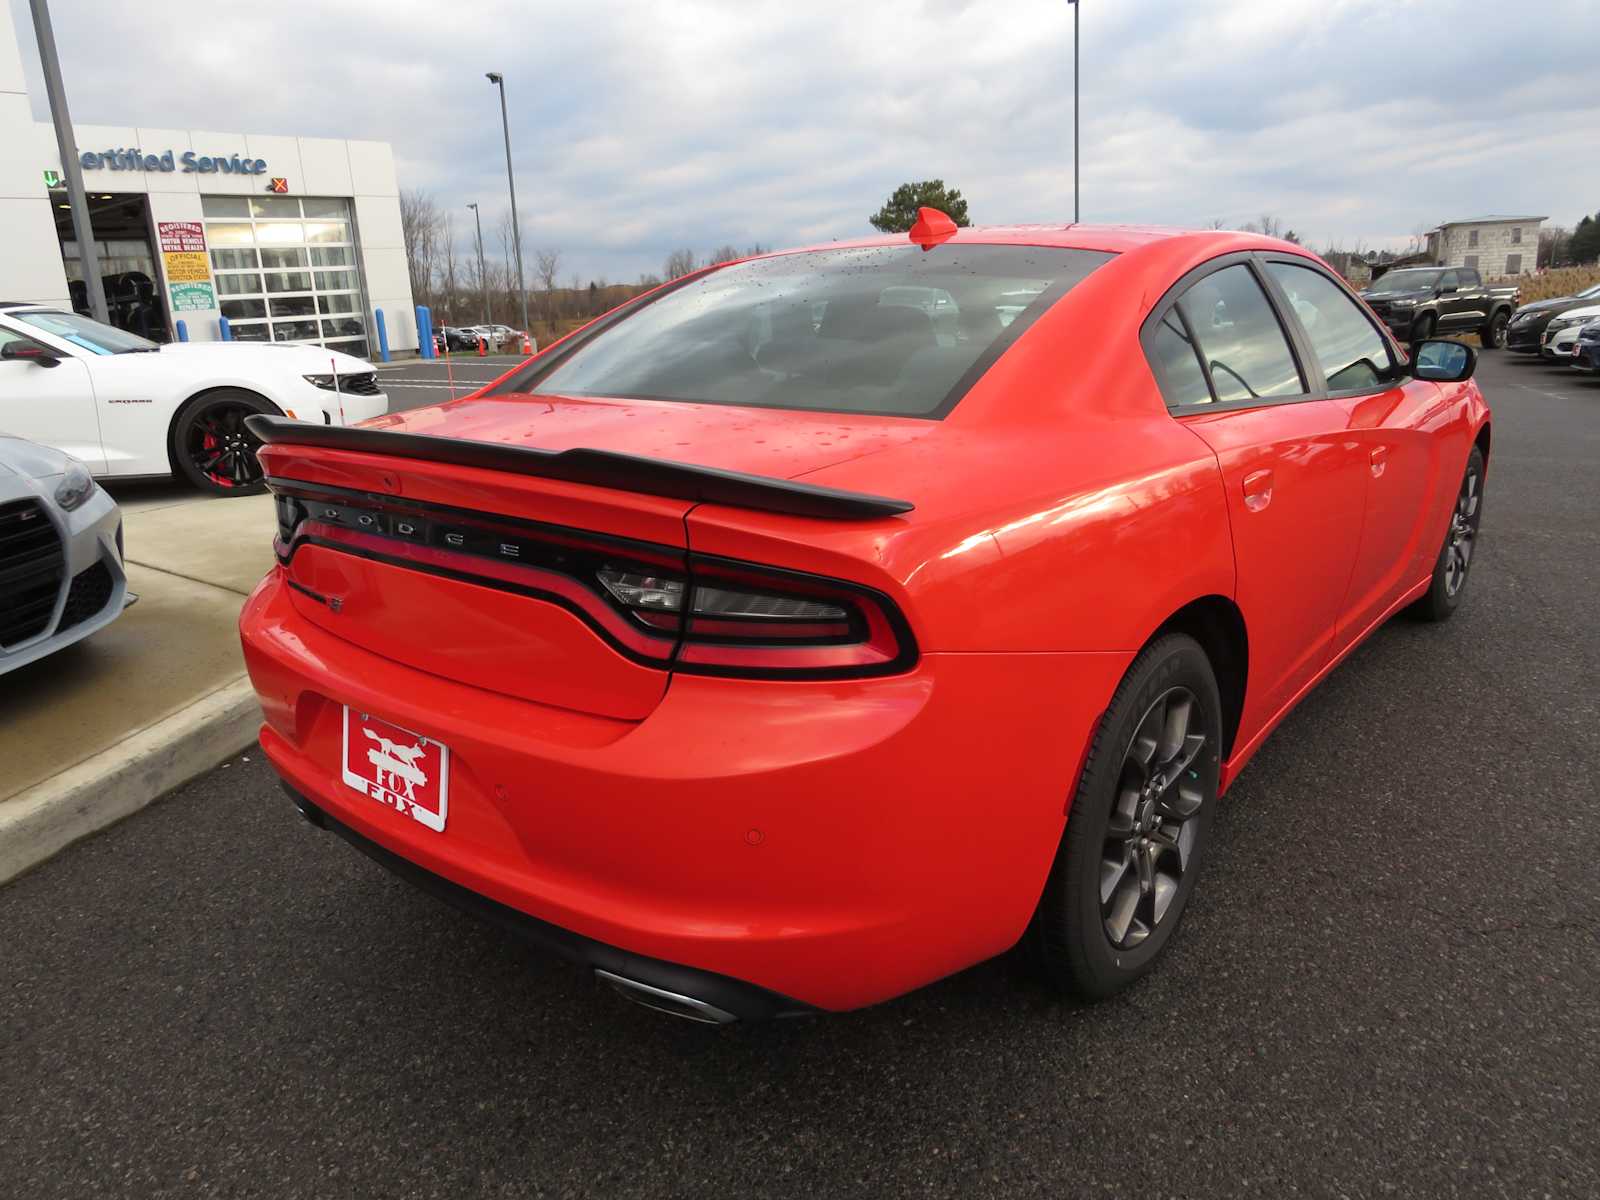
[768,223,1249,258]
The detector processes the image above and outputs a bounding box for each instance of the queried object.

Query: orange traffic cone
[521,333,533,355]
[477,335,486,356]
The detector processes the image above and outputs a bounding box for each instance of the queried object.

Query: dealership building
[1,4,418,356]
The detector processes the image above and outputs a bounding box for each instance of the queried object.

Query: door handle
[1370,446,1388,478]
[1241,468,1274,513]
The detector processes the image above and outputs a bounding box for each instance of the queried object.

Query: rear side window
[1176,265,1304,402]
[1146,311,1213,407]
[512,244,1114,418]
[1266,262,1394,392]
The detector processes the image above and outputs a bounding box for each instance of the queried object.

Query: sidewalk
[0,481,273,882]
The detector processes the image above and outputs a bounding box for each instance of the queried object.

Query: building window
[1505,253,1522,275]
[1511,227,1522,244]
[202,195,368,356]
[1463,255,1479,270]
[1467,229,1479,248]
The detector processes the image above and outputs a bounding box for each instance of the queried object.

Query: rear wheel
[171,390,274,495]
[1030,634,1223,1000]
[1410,445,1485,622]
[1481,309,1509,349]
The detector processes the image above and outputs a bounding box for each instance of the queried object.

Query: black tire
[170,389,276,495]
[1409,445,1485,622]
[1030,633,1223,1000]
[1410,312,1436,343]
[1481,309,1509,349]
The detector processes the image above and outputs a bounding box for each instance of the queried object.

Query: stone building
[1425,216,1545,278]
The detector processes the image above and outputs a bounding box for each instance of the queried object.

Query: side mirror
[0,342,62,368]
[1410,339,1476,383]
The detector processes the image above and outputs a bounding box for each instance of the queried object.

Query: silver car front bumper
[0,478,128,676]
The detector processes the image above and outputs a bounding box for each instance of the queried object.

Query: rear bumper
[240,567,1128,1011]
[284,784,814,1021]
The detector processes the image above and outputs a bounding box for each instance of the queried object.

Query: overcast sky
[12,0,1600,283]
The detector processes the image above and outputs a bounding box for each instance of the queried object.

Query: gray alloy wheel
[1443,457,1482,597]
[1481,309,1509,349]
[1030,632,1222,1000]
[1100,686,1208,949]
[1411,312,1436,343]
[1411,445,1486,622]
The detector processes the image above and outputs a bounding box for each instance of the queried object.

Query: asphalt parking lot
[3,352,1598,1199]
[378,354,524,414]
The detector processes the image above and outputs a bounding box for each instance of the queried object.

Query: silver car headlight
[54,459,96,512]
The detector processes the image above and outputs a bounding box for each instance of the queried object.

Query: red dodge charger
[239,215,1490,1021]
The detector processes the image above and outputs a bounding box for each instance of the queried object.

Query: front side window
[519,244,1114,418]
[1267,262,1393,392]
[12,309,158,355]
[1176,265,1303,403]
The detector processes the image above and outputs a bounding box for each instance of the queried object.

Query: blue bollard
[416,305,434,359]
[375,308,391,363]
[219,316,232,341]
[175,319,189,342]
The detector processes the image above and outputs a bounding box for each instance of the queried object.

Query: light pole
[29,0,108,324]
[1070,0,1079,224]
[486,72,530,338]
[467,202,489,325]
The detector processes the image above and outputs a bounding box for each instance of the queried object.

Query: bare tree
[400,188,443,311]
[706,244,742,266]
[663,248,697,280]
[533,249,562,327]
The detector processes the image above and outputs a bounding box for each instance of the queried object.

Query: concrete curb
[0,676,260,884]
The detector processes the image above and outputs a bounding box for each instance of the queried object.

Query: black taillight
[597,557,915,678]
[274,495,305,545]
[268,480,917,679]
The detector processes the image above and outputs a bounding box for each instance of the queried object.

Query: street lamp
[486,71,531,338]
[29,0,108,324]
[1069,0,1079,224]
[467,202,489,326]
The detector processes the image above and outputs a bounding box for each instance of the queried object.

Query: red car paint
[239,226,1489,1012]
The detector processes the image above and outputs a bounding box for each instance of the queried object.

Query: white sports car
[0,303,388,494]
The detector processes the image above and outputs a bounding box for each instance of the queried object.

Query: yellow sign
[163,251,211,283]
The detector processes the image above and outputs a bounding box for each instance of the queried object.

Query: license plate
[341,707,450,832]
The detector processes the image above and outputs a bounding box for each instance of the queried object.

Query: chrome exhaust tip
[595,969,738,1024]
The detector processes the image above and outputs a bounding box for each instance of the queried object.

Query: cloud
[10,0,1599,280]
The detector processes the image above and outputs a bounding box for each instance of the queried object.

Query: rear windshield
[509,244,1113,418]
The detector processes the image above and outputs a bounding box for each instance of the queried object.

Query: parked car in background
[1541,304,1600,361]
[439,327,482,353]
[0,303,388,495]
[240,222,1491,1021]
[1570,319,1600,373]
[1505,282,1600,354]
[1360,266,1518,346]
[0,435,128,674]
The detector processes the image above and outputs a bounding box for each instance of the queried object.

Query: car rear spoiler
[244,416,914,521]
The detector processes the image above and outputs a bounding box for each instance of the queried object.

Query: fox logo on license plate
[341,708,449,832]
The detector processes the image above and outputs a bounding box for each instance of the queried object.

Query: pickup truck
[1359,266,1519,347]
